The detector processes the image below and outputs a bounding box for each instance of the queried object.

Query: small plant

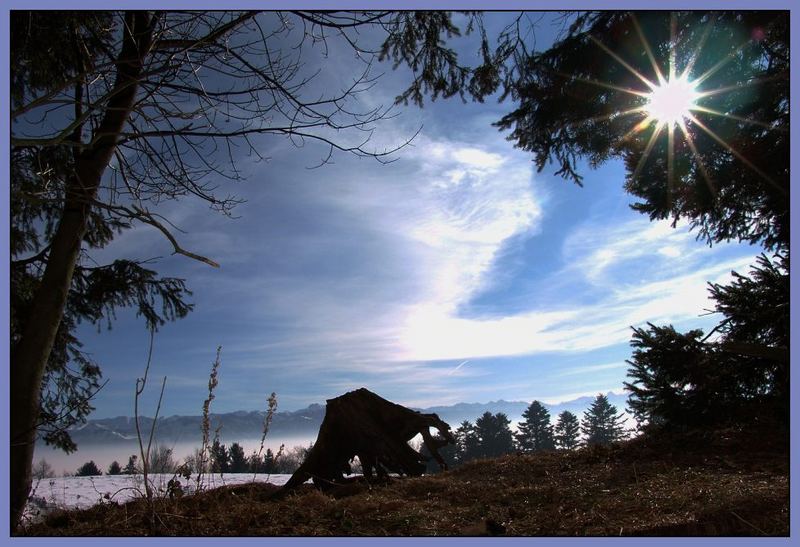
[195,346,222,492]
[133,329,167,505]
[252,392,278,482]
[132,329,170,532]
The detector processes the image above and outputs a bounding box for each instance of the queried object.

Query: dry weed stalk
[196,346,222,491]
[252,392,278,482]
[133,328,168,530]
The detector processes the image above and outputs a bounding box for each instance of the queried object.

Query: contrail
[447,360,469,375]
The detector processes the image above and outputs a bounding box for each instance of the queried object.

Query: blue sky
[71,13,763,418]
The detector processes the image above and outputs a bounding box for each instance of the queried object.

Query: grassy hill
[20,424,788,537]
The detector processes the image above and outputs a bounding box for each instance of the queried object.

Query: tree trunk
[10,12,154,532]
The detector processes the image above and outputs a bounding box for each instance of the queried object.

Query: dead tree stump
[281,388,454,492]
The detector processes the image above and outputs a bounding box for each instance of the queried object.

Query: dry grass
[20,424,789,537]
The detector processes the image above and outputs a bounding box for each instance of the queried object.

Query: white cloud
[555,361,628,377]
[114,126,760,411]
[190,133,544,374]
[390,215,756,362]
[451,147,505,170]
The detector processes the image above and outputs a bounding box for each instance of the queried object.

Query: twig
[134,328,156,501]
[729,511,768,536]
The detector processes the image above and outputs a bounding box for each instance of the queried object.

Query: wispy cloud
[84,119,762,415]
[176,141,757,407]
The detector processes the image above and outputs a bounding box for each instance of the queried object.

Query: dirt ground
[20,424,789,537]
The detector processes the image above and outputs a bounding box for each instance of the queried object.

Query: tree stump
[281,388,454,492]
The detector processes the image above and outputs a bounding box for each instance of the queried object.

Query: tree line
[53,442,315,478]
[428,394,627,470]
[51,394,626,478]
[11,10,787,531]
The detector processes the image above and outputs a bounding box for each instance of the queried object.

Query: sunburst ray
[677,119,717,197]
[681,17,715,79]
[691,105,784,131]
[667,122,675,208]
[589,35,658,91]
[563,106,648,129]
[686,113,785,194]
[630,123,664,183]
[559,71,651,98]
[631,14,665,85]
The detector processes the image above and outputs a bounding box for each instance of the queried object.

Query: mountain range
[62,391,632,448]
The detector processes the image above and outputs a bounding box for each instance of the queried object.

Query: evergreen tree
[554,411,581,450]
[247,452,263,474]
[705,253,789,417]
[496,12,788,251]
[123,455,138,475]
[474,412,516,459]
[625,324,714,428]
[625,257,789,430]
[228,442,248,473]
[210,439,229,473]
[515,401,555,452]
[581,394,627,446]
[453,420,480,464]
[75,460,101,476]
[107,461,122,475]
[492,11,788,432]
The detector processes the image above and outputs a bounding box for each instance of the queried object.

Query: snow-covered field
[25,473,294,522]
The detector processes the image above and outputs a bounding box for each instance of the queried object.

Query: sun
[578,13,781,197]
[645,75,700,127]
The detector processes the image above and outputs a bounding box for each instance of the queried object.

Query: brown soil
[19,425,789,537]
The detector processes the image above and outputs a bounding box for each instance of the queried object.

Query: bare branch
[152,11,259,52]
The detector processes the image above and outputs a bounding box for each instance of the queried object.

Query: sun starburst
[576,13,784,202]
[644,75,700,128]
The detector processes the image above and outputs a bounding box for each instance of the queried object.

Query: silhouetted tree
[581,394,627,446]
[452,420,480,464]
[149,444,177,474]
[229,442,248,473]
[706,253,789,417]
[474,412,516,459]
[496,12,788,251]
[123,454,138,474]
[183,447,209,475]
[274,444,313,474]
[248,448,278,474]
[107,461,122,476]
[32,458,54,480]
[626,255,789,430]
[491,11,788,434]
[210,439,229,473]
[9,10,480,529]
[75,460,101,476]
[516,401,556,452]
[554,410,581,450]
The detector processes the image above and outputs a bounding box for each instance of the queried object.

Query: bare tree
[9,10,479,531]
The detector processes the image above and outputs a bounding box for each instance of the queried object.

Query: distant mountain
[57,392,631,448]
[64,403,327,446]
[420,392,631,427]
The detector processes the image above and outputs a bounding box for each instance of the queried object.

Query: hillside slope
[21,426,789,537]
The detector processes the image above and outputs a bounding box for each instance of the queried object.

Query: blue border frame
[0,2,795,546]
